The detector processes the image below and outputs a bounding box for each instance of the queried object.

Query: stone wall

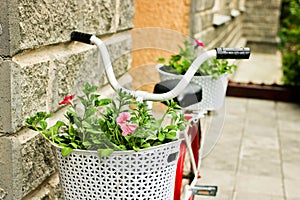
[243,0,282,53]
[0,0,134,199]
[191,0,246,49]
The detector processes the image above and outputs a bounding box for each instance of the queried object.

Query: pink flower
[117,112,131,124]
[194,39,205,47]
[59,94,76,105]
[119,123,137,136]
[117,112,137,136]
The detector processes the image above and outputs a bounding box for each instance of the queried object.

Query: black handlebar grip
[215,47,251,59]
[71,31,93,44]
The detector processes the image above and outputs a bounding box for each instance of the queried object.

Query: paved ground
[195,52,300,200]
[231,52,283,84]
[196,97,300,200]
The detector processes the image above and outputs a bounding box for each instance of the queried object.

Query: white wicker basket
[156,64,229,111]
[53,140,181,200]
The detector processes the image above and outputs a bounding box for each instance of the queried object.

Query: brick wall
[0,0,134,199]
[243,0,282,53]
[191,0,245,49]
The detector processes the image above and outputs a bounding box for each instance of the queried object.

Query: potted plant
[25,83,187,200]
[156,39,237,110]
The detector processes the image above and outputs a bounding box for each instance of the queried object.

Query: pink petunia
[116,112,131,124]
[194,39,205,47]
[117,112,137,136]
[120,123,137,136]
[59,94,76,105]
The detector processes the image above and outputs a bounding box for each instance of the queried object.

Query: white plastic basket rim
[156,64,229,111]
[52,138,181,156]
[52,139,181,200]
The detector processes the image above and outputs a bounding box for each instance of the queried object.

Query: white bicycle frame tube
[90,35,217,101]
[182,112,206,200]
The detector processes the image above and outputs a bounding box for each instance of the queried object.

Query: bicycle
[70,31,250,200]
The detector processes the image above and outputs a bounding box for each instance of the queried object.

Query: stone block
[245,0,281,9]
[0,129,59,199]
[22,173,63,200]
[19,131,56,197]
[246,41,279,54]
[0,61,23,133]
[194,27,215,47]
[118,0,135,31]
[80,0,117,35]
[0,32,132,134]
[1,0,134,56]
[243,0,281,45]
[0,61,10,132]
[195,0,215,11]
[193,12,214,34]
[0,137,23,200]
[245,9,280,23]
[0,0,20,56]
[196,15,243,48]
[0,187,7,199]
[18,0,78,52]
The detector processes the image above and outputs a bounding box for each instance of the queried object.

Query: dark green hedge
[279,0,300,86]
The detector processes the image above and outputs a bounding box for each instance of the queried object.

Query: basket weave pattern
[156,65,229,111]
[54,140,181,200]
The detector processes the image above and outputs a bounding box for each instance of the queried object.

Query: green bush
[279,0,300,86]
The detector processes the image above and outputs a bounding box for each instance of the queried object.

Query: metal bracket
[192,185,218,196]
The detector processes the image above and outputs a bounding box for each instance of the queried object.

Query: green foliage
[157,39,237,78]
[25,83,187,157]
[279,0,300,86]
[157,40,196,74]
[199,59,237,78]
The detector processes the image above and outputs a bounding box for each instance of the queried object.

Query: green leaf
[158,132,165,142]
[70,142,78,149]
[157,58,166,63]
[119,145,127,150]
[165,131,177,140]
[82,121,93,129]
[171,54,181,62]
[61,147,73,157]
[95,98,112,106]
[82,83,98,95]
[77,96,89,107]
[145,134,158,141]
[39,120,48,130]
[98,148,114,157]
[84,107,97,119]
[133,146,140,152]
[82,141,92,148]
[141,143,151,148]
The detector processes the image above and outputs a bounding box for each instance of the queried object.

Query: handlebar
[71,31,93,44]
[71,31,251,60]
[215,47,250,59]
[71,31,251,101]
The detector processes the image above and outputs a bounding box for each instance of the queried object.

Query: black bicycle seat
[153,79,202,108]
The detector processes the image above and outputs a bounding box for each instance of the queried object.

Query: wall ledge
[213,14,231,27]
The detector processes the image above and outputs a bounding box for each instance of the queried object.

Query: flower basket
[26,83,187,199]
[156,64,229,110]
[53,139,181,200]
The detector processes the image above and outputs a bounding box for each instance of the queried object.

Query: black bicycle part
[215,47,250,59]
[153,79,202,108]
[71,31,93,44]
